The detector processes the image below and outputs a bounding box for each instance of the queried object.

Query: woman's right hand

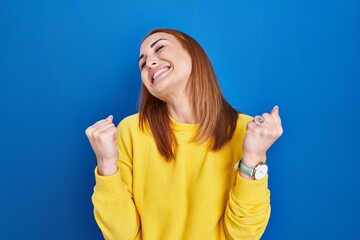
[85,115,119,176]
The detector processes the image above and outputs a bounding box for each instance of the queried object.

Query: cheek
[181,58,192,77]
[140,71,148,83]
[180,52,192,71]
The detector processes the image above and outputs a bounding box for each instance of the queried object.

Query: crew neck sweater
[92,113,270,240]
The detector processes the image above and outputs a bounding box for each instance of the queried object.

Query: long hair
[139,28,239,161]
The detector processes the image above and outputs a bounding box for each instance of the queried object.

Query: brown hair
[139,28,239,161]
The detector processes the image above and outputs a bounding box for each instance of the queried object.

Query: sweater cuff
[232,173,269,203]
[94,166,126,197]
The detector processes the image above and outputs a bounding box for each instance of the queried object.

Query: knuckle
[85,126,94,137]
[93,130,106,140]
[254,127,262,135]
[278,127,284,136]
[262,128,269,137]
[262,113,270,119]
[271,129,278,138]
[92,130,100,139]
[246,121,254,129]
[85,127,90,136]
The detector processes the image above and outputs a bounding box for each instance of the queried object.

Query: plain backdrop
[1,0,359,239]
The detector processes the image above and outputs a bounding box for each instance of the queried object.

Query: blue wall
[1,0,359,239]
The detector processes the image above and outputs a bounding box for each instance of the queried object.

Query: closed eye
[139,45,165,70]
[155,45,164,53]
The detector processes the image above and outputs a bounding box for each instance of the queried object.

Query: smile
[152,66,170,83]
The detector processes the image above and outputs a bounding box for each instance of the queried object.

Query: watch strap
[239,160,254,177]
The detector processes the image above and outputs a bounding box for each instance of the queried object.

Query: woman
[85,28,283,240]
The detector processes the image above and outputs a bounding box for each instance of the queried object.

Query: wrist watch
[234,159,268,180]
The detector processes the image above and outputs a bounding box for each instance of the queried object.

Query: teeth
[153,67,169,80]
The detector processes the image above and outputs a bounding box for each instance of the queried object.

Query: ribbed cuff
[94,166,126,197]
[233,174,269,203]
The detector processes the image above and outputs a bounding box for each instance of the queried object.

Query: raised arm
[223,106,283,239]
[86,116,141,239]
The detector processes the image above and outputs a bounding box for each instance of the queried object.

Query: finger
[85,126,93,137]
[261,113,275,125]
[87,120,115,138]
[99,123,117,133]
[97,122,117,136]
[106,115,114,123]
[253,115,267,126]
[246,120,257,130]
[95,115,114,125]
[100,126,118,140]
[93,116,115,128]
[92,125,117,141]
[271,105,279,115]
[85,116,114,136]
[270,105,282,126]
[270,106,284,137]
[91,118,112,129]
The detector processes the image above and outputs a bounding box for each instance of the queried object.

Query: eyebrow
[138,38,167,62]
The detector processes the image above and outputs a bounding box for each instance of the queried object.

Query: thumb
[106,115,114,122]
[271,105,279,114]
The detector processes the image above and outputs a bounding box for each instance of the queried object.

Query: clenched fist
[85,115,119,176]
[242,106,283,169]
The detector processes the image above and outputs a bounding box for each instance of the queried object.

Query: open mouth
[152,66,170,83]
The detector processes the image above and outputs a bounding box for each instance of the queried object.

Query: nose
[146,59,158,70]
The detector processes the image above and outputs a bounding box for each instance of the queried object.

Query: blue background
[1,0,359,239]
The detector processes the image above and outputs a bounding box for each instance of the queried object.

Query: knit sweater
[92,113,270,240]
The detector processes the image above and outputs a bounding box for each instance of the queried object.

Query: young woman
[85,28,283,239]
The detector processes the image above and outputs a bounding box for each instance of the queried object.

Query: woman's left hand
[242,105,283,167]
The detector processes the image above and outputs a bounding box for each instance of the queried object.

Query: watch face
[254,164,268,180]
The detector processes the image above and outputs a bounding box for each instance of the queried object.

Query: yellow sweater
[92,113,270,240]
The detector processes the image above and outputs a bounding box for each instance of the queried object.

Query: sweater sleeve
[223,174,271,240]
[91,118,141,240]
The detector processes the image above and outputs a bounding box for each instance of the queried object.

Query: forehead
[140,32,176,52]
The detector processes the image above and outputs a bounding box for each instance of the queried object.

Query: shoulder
[232,113,253,139]
[117,113,140,131]
[118,113,139,125]
[237,113,253,127]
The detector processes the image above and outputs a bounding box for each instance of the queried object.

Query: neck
[166,95,195,124]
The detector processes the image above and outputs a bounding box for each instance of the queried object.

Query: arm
[86,116,141,239]
[223,174,270,239]
[223,106,282,239]
[92,164,141,240]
